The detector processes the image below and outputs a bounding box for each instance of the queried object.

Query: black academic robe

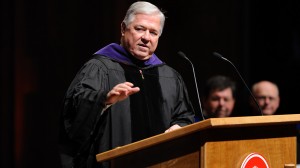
[59,55,195,168]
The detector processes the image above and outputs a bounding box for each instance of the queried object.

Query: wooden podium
[96,114,300,168]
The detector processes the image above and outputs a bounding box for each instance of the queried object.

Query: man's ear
[121,22,126,36]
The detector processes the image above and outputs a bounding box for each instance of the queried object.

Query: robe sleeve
[60,59,109,151]
[171,74,195,127]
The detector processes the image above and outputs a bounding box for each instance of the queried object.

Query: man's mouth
[138,44,149,51]
[138,43,148,48]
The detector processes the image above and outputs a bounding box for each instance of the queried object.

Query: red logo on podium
[241,153,269,168]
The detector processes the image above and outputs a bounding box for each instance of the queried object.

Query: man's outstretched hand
[105,82,140,105]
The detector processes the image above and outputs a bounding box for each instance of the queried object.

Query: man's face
[121,13,161,60]
[253,83,280,115]
[204,88,235,118]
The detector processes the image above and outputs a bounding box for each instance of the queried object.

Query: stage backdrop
[1,0,299,167]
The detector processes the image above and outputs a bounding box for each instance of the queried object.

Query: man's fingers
[127,87,140,96]
[164,124,181,133]
[114,82,139,95]
[106,82,140,105]
[123,82,134,87]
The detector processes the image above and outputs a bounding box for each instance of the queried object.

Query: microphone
[178,51,205,120]
[212,52,263,116]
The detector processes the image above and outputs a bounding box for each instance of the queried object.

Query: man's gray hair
[122,1,165,36]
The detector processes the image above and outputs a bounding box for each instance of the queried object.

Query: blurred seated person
[250,80,280,115]
[202,75,236,118]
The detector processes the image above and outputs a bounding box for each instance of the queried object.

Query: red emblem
[241,153,269,168]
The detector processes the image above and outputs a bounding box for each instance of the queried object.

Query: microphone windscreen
[177,51,187,59]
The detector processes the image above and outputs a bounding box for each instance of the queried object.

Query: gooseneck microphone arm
[178,51,205,120]
[212,52,263,116]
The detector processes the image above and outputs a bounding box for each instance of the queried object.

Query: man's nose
[142,31,150,40]
[264,97,271,104]
[219,99,225,105]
